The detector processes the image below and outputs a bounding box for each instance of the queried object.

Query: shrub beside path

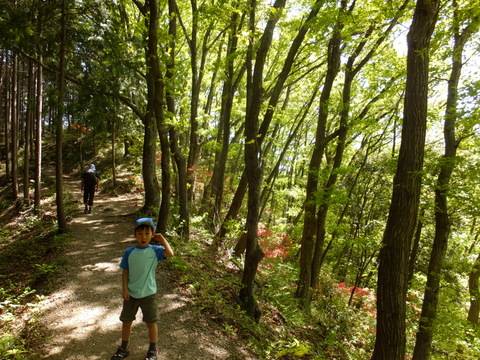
[39,176,255,360]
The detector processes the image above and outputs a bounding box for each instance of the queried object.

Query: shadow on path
[40,179,255,360]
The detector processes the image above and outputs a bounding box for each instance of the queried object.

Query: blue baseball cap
[134,217,155,231]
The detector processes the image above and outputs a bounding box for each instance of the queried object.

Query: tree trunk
[141,0,161,212]
[142,110,160,211]
[259,90,314,215]
[24,59,34,202]
[11,52,19,200]
[4,52,11,182]
[217,0,322,245]
[55,0,68,233]
[312,3,410,293]
[169,127,188,235]
[372,0,440,358]
[239,0,286,320]
[468,253,480,324]
[412,6,477,359]
[157,121,171,234]
[185,0,206,205]
[111,120,116,187]
[407,210,424,285]
[217,172,248,240]
[209,9,241,227]
[166,0,189,237]
[149,1,171,233]
[202,36,234,206]
[297,5,343,304]
[34,53,43,210]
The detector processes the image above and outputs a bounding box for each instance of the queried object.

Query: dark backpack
[83,171,97,187]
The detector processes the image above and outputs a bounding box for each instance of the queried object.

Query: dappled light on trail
[81,262,119,273]
[39,175,255,360]
[39,183,140,359]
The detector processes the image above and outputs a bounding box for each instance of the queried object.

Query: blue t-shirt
[120,245,166,298]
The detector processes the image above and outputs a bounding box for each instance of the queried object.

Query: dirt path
[39,177,255,360]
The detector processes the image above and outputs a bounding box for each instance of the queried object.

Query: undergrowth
[0,287,44,360]
[162,216,386,360]
[0,173,76,359]
[165,230,361,359]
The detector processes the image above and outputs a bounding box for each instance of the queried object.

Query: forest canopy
[1,0,480,359]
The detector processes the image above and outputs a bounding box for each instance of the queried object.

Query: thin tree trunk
[55,0,68,233]
[259,86,316,216]
[468,253,480,324]
[372,0,440,358]
[169,127,188,235]
[185,0,203,204]
[34,52,43,210]
[297,5,343,304]
[24,59,34,202]
[4,52,11,186]
[218,0,323,245]
[217,172,248,240]
[314,2,410,292]
[11,52,19,200]
[141,0,161,212]
[240,0,286,320]
[166,0,189,236]
[111,120,116,186]
[412,6,478,359]
[407,210,424,285]
[209,9,241,227]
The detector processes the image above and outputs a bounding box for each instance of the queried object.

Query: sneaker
[144,349,158,360]
[111,346,130,359]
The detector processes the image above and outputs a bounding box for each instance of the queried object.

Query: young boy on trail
[111,218,174,360]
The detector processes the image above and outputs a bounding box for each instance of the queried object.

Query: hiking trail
[39,174,255,360]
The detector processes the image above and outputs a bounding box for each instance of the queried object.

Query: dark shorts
[120,294,158,323]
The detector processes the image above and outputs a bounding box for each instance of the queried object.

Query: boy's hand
[153,233,165,243]
[153,233,174,258]
[123,291,130,301]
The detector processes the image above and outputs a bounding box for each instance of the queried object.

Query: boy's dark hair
[135,224,153,232]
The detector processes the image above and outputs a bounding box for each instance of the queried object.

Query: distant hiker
[80,163,100,213]
[111,218,174,360]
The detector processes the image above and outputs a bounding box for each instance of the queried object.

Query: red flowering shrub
[333,283,377,318]
[257,227,293,260]
[69,124,88,132]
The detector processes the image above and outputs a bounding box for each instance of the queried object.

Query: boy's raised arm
[154,233,174,258]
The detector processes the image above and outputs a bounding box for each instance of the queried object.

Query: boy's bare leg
[146,322,158,343]
[122,321,133,343]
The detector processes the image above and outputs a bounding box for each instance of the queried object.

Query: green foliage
[0,199,11,212]
[135,205,159,219]
[0,182,74,292]
[274,338,312,358]
[0,333,25,360]
[33,263,57,280]
[0,287,41,360]
[190,213,216,238]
